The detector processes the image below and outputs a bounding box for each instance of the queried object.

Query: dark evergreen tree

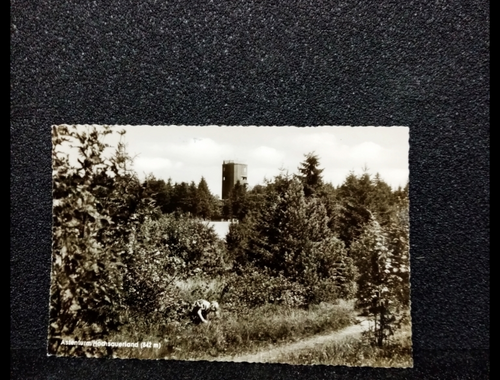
[172,182,191,214]
[238,174,356,302]
[336,171,377,248]
[187,181,198,215]
[335,172,373,248]
[163,178,174,213]
[196,177,214,220]
[297,152,324,197]
[318,182,340,232]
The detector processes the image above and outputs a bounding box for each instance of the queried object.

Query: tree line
[142,175,222,220]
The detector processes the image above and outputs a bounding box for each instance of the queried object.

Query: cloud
[134,157,174,174]
[165,138,234,166]
[250,146,286,164]
[349,142,384,162]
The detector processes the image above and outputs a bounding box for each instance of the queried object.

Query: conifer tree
[196,177,214,220]
[297,152,324,197]
[350,217,409,346]
[242,174,356,302]
[223,181,247,220]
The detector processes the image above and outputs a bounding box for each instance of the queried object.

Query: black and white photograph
[48,125,411,367]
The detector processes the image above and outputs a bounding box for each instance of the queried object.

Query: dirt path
[217,317,372,363]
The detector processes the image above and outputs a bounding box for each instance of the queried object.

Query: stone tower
[222,160,248,200]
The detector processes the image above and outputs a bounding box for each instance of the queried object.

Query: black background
[11,0,489,379]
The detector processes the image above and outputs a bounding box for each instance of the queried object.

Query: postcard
[48,125,411,367]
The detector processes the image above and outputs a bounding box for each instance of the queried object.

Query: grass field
[271,321,413,367]
[107,301,356,360]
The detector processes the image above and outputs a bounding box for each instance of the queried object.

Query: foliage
[196,177,215,219]
[335,172,375,247]
[225,215,256,266]
[49,125,156,355]
[142,176,169,214]
[142,175,221,219]
[222,269,310,309]
[384,208,411,308]
[297,152,324,197]
[335,171,402,247]
[222,180,248,220]
[124,214,228,317]
[350,217,410,346]
[228,174,356,304]
[105,302,355,360]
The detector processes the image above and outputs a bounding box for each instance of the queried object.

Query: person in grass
[190,299,220,324]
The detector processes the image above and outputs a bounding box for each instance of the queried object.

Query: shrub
[123,214,228,318]
[222,269,309,309]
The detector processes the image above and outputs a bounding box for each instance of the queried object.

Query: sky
[58,125,409,198]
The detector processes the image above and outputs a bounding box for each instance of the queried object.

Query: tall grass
[107,301,355,360]
[271,323,413,367]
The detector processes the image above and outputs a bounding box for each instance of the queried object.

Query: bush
[123,214,228,318]
[222,269,308,309]
[137,214,227,275]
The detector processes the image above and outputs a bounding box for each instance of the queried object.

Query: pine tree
[171,182,190,214]
[187,181,198,215]
[297,152,324,197]
[350,218,409,346]
[336,171,375,248]
[242,174,356,302]
[196,177,214,220]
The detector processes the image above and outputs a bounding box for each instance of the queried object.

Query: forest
[48,125,411,366]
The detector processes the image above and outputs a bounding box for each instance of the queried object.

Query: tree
[350,217,409,346]
[297,152,324,197]
[236,174,356,302]
[171,182,191,214]
[336,171,378,248]
[317,182,340,232]
[187,181,198,215]
[125,213,227,316]
[196,177,214,220]
[142,175,171,215]
[49,125,156,356]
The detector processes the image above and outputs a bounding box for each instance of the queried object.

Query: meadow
[110,298,356,361]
